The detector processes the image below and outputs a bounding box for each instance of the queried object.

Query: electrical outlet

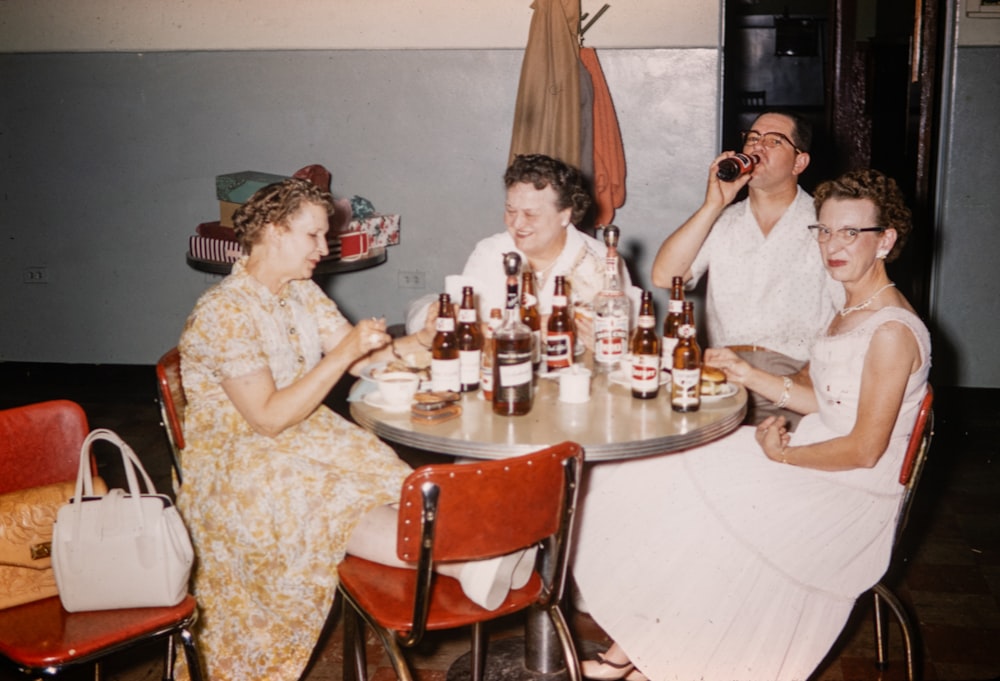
[23,266,48,284]
[397,270,426,289]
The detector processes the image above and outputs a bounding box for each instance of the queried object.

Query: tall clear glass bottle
[593,225,631,369]
[493,253,534,416]
[456,286,483,392]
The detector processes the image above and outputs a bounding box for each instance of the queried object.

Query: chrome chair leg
[872,582,918,681]
[471,621,487,681]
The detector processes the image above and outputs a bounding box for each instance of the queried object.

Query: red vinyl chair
[866,387,935,681]
[156,347,186,487]
[337,441,584,681]
[0,399,204,680]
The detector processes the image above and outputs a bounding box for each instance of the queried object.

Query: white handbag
[51,429,194,612]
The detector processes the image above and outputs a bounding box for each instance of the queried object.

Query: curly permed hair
[504,154,592,226]
[232,178,335,254]
[813,169,912,262]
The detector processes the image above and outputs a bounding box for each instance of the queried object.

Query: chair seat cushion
[338,556,542,632]
[0,594,197,670]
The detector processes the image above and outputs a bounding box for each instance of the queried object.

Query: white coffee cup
[559,366,592,403]
[376,371,420,407]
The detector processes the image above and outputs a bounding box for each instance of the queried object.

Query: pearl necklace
[838,282,895,317]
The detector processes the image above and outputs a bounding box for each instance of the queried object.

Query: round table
[350,364,747,462]
[350,363,747,680]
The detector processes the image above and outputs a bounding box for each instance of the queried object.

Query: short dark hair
[754,110,813,153]
[813,169,912,262]
[504,154,592,226]
[232,178,334,253]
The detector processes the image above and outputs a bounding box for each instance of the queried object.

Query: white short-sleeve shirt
[689,187,843,361]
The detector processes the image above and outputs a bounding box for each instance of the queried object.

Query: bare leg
[345,504,527,610]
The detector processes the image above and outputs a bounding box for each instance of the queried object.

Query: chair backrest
[156,347,187,452]
[0,400,89,494]
[396,441,583,629]
[894,387,934,542]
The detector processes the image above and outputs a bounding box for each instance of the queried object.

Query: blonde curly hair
[232,178,335,254]
[813,169,912,262]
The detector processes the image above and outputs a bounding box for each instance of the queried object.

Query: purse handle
[73,428,159,505]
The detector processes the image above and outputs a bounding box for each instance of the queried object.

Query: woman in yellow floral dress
[177,179,433,680]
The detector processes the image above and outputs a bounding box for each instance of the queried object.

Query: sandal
[581,652,635,681]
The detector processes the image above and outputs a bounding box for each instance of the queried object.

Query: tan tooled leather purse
[0,477,107,610]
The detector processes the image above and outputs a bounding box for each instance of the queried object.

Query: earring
[876,250,888,259]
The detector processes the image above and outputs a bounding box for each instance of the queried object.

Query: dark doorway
[722,0,943,317]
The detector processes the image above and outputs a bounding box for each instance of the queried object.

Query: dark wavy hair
[813,169,912,262]
[504,154,592,226]
[232,178,335,253]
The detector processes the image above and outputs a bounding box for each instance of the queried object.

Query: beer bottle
[716,153,759,182]
[671,301,702,412]
[630,290,660,399]
[593,225,631,369]
[493,253,534,416]
[661,276,685,373]
[456,286,483,392]
[431,293,460,393]
[520,269,542,373]
[546,275,575,372]
[480,308,502,401]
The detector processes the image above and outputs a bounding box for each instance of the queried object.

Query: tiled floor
[1,364,998,681]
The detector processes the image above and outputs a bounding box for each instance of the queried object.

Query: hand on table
[703,347,753,386]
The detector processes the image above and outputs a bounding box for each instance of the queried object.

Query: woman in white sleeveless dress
[574,169,931,681]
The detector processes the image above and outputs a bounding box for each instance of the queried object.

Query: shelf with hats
[185,166,399,276]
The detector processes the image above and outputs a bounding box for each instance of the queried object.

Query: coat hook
[579,3,611,42]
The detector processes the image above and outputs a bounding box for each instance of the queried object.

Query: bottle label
[631,354,660,393]
[671,368,701,408]
[546,332,573,369]
[678,323,695,339]
[637,314,655,329]
[523,292,538,308]
[594,315,629,364]
[458,309,477,324]
[431,358,461,392]
[459,349,481,388]
[553,295,568,306]
[436,317,455,332]
[668,300,683,314]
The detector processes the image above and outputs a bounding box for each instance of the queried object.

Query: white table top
[350,363,747,462]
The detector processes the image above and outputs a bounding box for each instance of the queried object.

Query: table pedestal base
[445,637,602,681]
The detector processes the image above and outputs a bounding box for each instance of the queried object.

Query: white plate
[701,382,739,401]
[608,367,670,387]
[362,390,412,413]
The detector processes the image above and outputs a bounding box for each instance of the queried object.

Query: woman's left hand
[755,415,791,463]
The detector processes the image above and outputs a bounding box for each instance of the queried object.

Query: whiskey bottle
[593,225,630,369]
[493,253,534,415]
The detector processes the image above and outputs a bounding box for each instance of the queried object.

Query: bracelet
[775,376,793,409]
[780,446,789,464]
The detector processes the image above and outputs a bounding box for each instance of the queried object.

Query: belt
[727,345,775,353]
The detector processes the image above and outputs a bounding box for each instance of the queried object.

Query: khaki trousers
[730,347,807,431]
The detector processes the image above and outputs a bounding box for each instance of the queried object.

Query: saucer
[362,390,412,413]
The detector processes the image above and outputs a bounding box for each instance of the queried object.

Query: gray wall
[0,49,717,366]
[931,45,1000,388]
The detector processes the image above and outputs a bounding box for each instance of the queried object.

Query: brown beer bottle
[630,290,660,399]
[716,153,760,182]
[456,286,483,392]
[520,269,542,373]
[480,308,502,401]
[493,253,534,416]
[671,301,702,412]
[546,275,575,372]
[431,293,460,393]
[661,276,685,373]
